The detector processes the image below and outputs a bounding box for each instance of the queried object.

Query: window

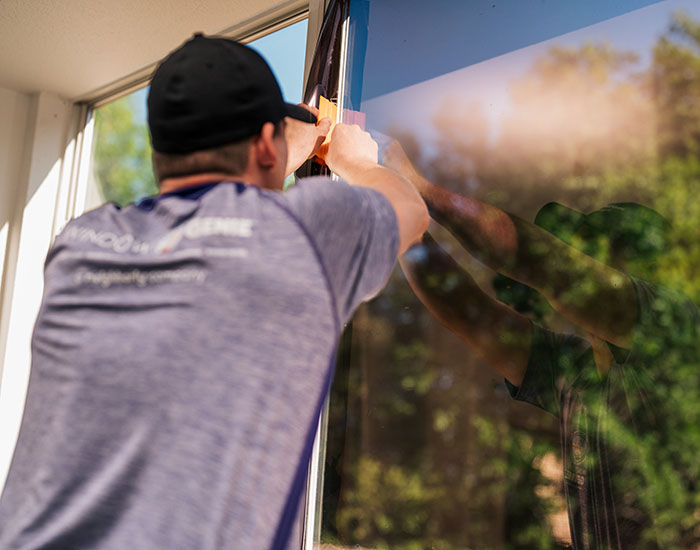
[314,1,700,548]
[87,19,309,209]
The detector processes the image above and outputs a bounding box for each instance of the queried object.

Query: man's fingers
[298,118,332,161]
[308,135,327,160]
[297,103,320,117]
[322,123,379,172]
[317,117,332,135]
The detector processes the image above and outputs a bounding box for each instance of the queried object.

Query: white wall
[0,87,80,490]
[0,86,31,330]
[0,85,34,491]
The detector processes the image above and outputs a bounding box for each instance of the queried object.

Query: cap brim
[285,103,317,124]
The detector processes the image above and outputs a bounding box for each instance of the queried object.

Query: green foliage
[92,89,157,206]
[501,432,561,550]
[336,456,443,549]
[652,155,700,302]
[652,12,700,156]
[323,9,700,550]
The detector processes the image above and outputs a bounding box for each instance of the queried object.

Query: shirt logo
[181,217,254,239]
[64,217,254,256]
[156,217,254,253]
[62,226,150,254]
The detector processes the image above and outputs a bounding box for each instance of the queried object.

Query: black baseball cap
[148,33,315,154]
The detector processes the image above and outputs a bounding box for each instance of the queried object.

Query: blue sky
[361,0,700,146]
[125,20,308,122]
[249,19,308,105]
[124,2,700,141]
[359,0,677,102]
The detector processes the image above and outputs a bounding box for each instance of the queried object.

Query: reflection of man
[381,140,700,549]
[0,36,428,549]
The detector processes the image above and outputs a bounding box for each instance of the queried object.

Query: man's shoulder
[286,176,392,209]
[57,203,121,236]
[289,175,344,195]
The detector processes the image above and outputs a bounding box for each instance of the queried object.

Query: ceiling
[0,0,307,102]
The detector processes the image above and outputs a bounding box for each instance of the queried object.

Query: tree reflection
[323,10,700,550]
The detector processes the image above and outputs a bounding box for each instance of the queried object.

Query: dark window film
[319,1,700,548]
[303,0,346,108]
[297,0,348,180]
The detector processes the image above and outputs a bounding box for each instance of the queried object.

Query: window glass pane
[88,19,308,209]
[321,1,700,548]
[89,88,154,209]
[249,20,307,105]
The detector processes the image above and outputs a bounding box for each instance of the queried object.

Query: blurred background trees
[92,88,157,206]
[323,10,700,550]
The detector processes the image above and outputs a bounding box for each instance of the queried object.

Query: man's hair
[153,139,253,182]
[152,121,284,182]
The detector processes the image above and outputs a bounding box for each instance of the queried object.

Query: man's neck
[158,173,260,195]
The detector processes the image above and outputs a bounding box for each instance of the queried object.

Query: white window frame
[301,1,351,546]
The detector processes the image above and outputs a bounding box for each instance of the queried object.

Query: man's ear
[254,122,278,168]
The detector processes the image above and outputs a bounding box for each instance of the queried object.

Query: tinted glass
[320,1,700,548]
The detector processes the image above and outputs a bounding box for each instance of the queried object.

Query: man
[380,139,700,548]
[0,35,428,549]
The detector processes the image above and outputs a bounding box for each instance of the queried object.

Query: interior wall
[0,89,78,490]
[0,85,31,353]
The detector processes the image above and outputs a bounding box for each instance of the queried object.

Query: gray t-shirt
[0,178,398,550]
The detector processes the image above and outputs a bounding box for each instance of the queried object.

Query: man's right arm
[323,124,429,255]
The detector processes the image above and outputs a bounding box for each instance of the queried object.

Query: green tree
[652,12,700,157]
[92,89,157,207]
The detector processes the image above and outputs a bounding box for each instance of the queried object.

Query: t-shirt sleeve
[506,323,593,417]
[279,176,399,324]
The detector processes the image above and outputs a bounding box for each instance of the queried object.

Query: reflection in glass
[321,1,700,548]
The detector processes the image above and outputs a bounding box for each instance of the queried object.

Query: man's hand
[371,131,430,196]
[323,123,379,181]
[284,104,332,177]
[322,123,429,255]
